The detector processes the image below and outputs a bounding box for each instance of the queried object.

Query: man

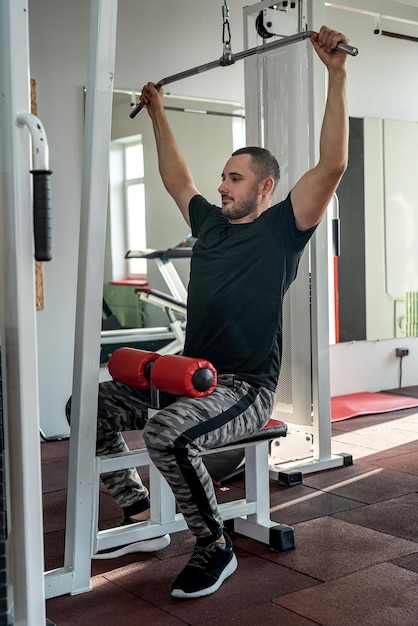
[67,25,349,599]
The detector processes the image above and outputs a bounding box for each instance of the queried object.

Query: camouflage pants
[66,376,274,540]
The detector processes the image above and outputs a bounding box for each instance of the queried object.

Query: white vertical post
[243,1,347,474]
[62,0,118,594]
[243,37,312,427]
[306,0,333,461]
[0,1,47,624]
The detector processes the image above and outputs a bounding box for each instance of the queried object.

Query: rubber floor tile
[369,449,418,475]
[197,600,319,625]
[47,574,184,626]
[263,516,418,581]
[331,424,418,452]
[103,550,319,625]
[303,463,418,504]
[276,562,418,626]
[334,492,418,542]
[41,438,69,463]
[269,483,362,526]
[390,551,418,573]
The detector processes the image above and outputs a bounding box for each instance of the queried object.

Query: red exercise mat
[331,391,418,422]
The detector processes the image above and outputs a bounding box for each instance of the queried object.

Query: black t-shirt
[183,194,316,391]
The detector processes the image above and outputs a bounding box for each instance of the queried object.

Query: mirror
[336,116,418,342]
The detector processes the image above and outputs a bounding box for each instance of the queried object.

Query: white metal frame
[243,1,348,476]
[92,436,293,556]
[44,0,118,600]
[243,3,313,430]
[0,1,48,623]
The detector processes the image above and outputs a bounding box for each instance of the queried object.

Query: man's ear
[260,177,275,196]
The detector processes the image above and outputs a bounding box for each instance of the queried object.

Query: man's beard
[221,186,259,221]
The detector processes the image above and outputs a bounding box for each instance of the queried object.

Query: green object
[103,283,144,329]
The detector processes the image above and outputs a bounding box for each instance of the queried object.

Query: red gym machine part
[108,347,160,389]
[108,348,217,397]
[151,354,217,397]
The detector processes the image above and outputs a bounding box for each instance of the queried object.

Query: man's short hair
[232,146,280,187]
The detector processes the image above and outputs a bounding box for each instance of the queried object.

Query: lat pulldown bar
[130,30,358,119]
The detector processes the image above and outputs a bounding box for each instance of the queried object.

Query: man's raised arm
[140,82,199,226]
[290,26,349,231]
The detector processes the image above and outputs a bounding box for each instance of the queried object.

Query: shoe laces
[189,543,217,570]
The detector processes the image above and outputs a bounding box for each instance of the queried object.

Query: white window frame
[108,134,147,280]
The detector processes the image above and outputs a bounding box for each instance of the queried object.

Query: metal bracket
[221,1,233,64]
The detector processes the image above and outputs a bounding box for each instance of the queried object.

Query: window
[109,136,147,278]
[124,141,146,276]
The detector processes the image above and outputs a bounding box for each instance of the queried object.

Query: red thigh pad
[108,347,160,389]
[150,354,217,397]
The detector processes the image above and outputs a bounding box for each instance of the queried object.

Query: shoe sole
[92,534,171,559]
[171,553,238,599]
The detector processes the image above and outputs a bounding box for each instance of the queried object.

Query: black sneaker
[171,531,237,599]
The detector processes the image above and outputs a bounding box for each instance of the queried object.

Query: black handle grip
[31,170,53,262]
[130,101,145,119]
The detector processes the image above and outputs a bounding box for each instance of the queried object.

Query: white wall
[28,0,418,436]
[112,0,247,102]
[330,337,418,396]
[326,2,418,122]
